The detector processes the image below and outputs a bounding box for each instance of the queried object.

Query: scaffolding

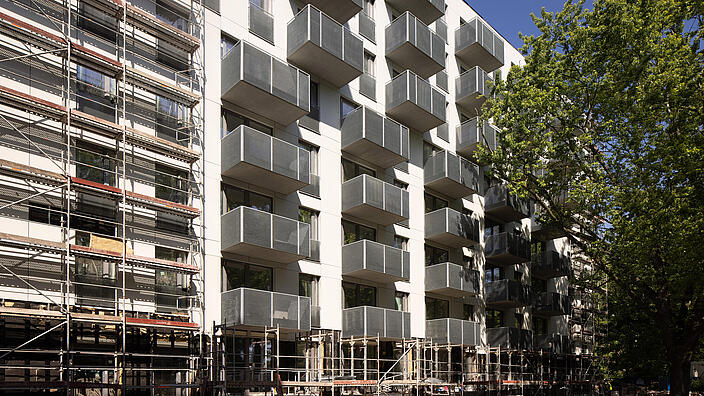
[0,0,204,393]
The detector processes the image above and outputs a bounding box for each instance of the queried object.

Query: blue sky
[464,1,593,50]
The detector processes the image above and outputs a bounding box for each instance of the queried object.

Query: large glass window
[222,108,272,137]
[342,158,375,181]
[425,245,449,266]
[221,184,272,214]
[76,65,116,121]
[486,309,503,328]
[156,164,188,204]
[222,260,272,291]
[395,292,408,311]
[425,297,449,320]
[28,203,64,226]
[342,282,376,308]
[298,207,319,240]
[485,267,505,282]
[424,193,448,213]
[156,96,188,145]
[75,143,116,186]
[309,82,320,121]
[155,246,187,263]
[340,97,359,122]
[423,142,440,164]
[78,1,117,42]
[342,220,376,244]
[299,274,319,305]
[532,278,547,294]
[463,304,475,321]
[533,317,548,335]
[221,34,239,59]
[156,0,189,32]
[363,52,375,77]
[76,257,115,280]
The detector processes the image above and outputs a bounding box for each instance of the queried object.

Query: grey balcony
[456,117,497,162]
[455,18,504,72]
[485,279,532,308]
[425,263,478,297]
[424,150,481,198]
[308,240,321,261]
[221,206,310,263]
[342,240,410,282]
[425,208,480,248]
[531,251,571,279]
[311,305,321,328]
[359,12,375,43]
[386,70,445,131]
[341,106,410,168]
[342,306,410,339]
[341,174,409,225]
[484,184,531,222]
[484,232,531,265]
[221,126,310,194]
[534,292,570,317]
[300,0,362,24]
[221,41,310,126]
[221,288,310,332]
[487,327,532,350]
[426,318,480,345]
[249,2,273,43]
[300,174,320,197]
[359,73,376,100]
[456,66,492,116]
[288,5,364,88]
[385,0,444,25]
[535,333,571,354]
[434,19,448,42]
[385,12,445,79]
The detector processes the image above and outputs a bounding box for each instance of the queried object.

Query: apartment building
[0,0,598,394]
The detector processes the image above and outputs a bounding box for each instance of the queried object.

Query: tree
[478,0,704,394]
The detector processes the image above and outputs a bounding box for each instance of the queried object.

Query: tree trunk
[669,352,691,396]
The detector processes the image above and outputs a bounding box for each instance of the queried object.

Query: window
[340,97,359,122]
[156,40,189,73]
[28,203,64,226]
[78,1,117,41]
[363,52,375,77]
[391,68,401,78]
[395,292,408,311]
[463,304,475,321]
[75,143,116,186]
[309,81,320,121]
[534,317,548,335]
[486,309,503,328]
[156,0,189,32]
[425,297,449,320]
[222,108,272,137]
[393,179,408,190]
[76,65,116,121]
[424,193,448,213]
[155,164,188,204]
[343,282,376,308]
[362,0,374,18]
[393,235,408,251]
[222,260,272,291]
[156,96,188,145]
[514,313,524,329]
[514,270,524,283]
[155,269,188,291]
[155,246,187,263]
[531,241,546,255]
[532,278,547,294]
[423,142,441,164]
[463,255,475,269]
[425,245,448,266]
[221,34,238,59]
[156,213,189,235]
[484,220,505,237]
[342,158,375,181]
[300,141,319,175]
[485,267,505,282]
[342,220,376,244]
[250,0,271,11]
[221,184,272,214]
[72,202,116,239]
[299,274,319,305]
[76,257,116,280]
[299,207,319,240]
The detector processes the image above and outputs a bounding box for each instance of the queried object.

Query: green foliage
[478,0,704,392]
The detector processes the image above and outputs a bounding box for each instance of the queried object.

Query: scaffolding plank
[71,41,123,76]
[69,110,123,138]
[0,10,66,51]
[126,254,199,273]
[125,66,201,107]
[125,4,200,52]
[70,177,122,196]
[0,158,66,185]
[0,232,65,252]
[125,190,200,218]
[125,127,200,163]
[0,84,67,120]
[125,316,199,330]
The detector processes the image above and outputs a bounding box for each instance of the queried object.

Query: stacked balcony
[485,279,532,308]
[342,240,410,283]
[221,126,310,194]
[531,251,571,279]
[456,117,498,162]
[386,70,446,132]
[221,41,310,126]
[487,327,533,350]
[484,184,531,222]
[426,318,480,345]
[221,206,310,263]
[385,12,445,79]
[249,2,274,43]
[425,263,479,297]
[455,17,504,72]
[484,232,531,265]
[535,333,571,354]
[534,292,571,316]
[425,208,480,248]
[385,0,445,25]
[424,150,481,198]
[341,106,410,168]
[221,288,311,331]
[342,174,409,225]
[342,306,410,339]
[299,0,362,24]
[456,66,492,116]
[288,5,364,88]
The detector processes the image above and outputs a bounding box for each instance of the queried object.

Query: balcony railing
[221,288,311,331]
[385,0,444,25]
[534,292,571,316]
[341,174,409,225]
[300,0,362,24]
[385,12,445,79]
[300,174,320,198]
[485,279,532,308]
[341,106,410,168]
[487,327,532,350]
[386,70,445,131]
[426,318,480,345]
[287,5,363,88]
[221,126,310,194]
[424,150,481,198]
[311,305,321,328]
[484,184,531,222]
[456,117,497,162]
[535,333,571,354]
[455,17,504,72]
[342,240,410,282]
[359,11,375,43]
[342,306,410,339]
[425,208,480,248]
[484,232,531,265]
[221,41,310,126]
[531,251,571,279]
[221,206,310,263]
[249,2,274,43]
[456,66,492,115]
[425,263,478,297]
